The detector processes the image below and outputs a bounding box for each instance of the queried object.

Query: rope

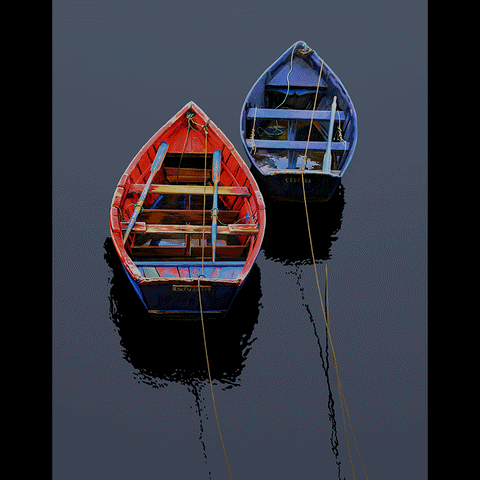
[197,118,233,479]
[197,277,233,479]
[299,43,313,55]
[300,58,369,480]
[274,41,312,110]
[249,107,257,155]
[112,205,125,222]
[201,121,208,274]
[175,112,196,184]
[275,41,300,110]
[333,111,347,170]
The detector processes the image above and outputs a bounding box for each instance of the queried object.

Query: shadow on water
[103,237,261,388]
[103,237,262,477]
[261,182,345,265]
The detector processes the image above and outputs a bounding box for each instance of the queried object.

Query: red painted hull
[109,101,266,319]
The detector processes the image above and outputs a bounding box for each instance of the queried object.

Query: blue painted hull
[122,262,248,320]
[136,261,250,319]
[250,167,341,202]
[142,282,238,317]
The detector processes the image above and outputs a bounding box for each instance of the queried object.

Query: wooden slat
[122,221,147,232]
[129,184,250,197]
[245,139,349,151]
[228,224,259,235]
[247,108,345,121]
[138,209,239,224]
[121,222,258,236]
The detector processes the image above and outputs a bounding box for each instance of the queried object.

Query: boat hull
[110,101,265,320]
[250,168,341,202]
[141,282,239,319]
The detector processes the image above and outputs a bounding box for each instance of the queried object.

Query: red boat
[109,101,266,320]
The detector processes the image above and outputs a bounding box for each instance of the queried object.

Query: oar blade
[151,142,169,175]
[123,142,169,244]
[322,96,337,173]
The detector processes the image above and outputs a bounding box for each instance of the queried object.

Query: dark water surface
[53,1,427,478]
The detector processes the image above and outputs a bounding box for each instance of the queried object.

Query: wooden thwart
[138,209,239,224]
[129,183,250,197]
[121,222,259,236]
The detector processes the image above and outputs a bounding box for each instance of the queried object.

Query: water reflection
[292,266,345,479]
[261,182,345,265]
[104,237,262,477]
[103,237,261,388]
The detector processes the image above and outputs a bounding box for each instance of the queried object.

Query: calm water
[53,1,427,479]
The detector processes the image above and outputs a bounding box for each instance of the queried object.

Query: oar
[322,96,337,173]
[123,142,169,244]
[211,149,221,263]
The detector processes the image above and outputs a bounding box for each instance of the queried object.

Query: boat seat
[120,222,259,236]
[138,208,240,224]
[128,183,250,197]
[247,108,345,121]
[245,139,349,151]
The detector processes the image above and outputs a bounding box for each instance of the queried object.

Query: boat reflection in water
[104,236,262,473]
[260,184,346,478]
[104,236,261,388]
[261,182,345,265]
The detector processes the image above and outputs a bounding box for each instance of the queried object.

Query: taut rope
[300,56,369,480]
[197,117,233,479]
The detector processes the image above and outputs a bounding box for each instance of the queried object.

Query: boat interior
[244,54,354,175]
[119,151,259,279]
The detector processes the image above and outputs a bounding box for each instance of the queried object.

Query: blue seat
[247,108,345,121]
[246,139,349,151]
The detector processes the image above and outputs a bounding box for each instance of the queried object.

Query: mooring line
[197,117,233,479]
[300,53,369,480]
[198,277,233,479]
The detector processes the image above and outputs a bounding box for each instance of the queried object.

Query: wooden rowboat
[109,101,266,320]
[240,41,357,202]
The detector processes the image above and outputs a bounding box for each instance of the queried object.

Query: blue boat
[110,102,266,320]
[240,41,358,202]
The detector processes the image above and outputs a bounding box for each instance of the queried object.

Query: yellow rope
[300,59,369,480]
[275,41,300,110]
[249,106,257,155]
[201,120,209,275]
[197,278,233,479]
[197,120,233,479]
